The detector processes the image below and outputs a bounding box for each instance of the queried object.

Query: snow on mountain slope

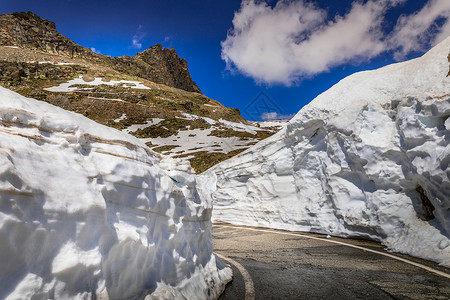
[200,37,450,266]
[0,86,231,299]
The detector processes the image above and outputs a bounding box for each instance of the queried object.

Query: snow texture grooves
[200,37,450,267]
[0,87,232,299]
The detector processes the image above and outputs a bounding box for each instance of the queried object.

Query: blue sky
[1,0,449,120]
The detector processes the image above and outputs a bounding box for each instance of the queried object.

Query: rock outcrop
[135,44,200,93]
[113,44,201,93]
[0,11,200,92]
[0,11,89,57]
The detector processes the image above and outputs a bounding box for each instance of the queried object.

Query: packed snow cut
[0,87,231,299]
[200,37,450,266]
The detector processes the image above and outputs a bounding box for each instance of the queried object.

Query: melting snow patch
[124,118,164,133]
[87,96,127,103]
[219,118,259,134]
[44,76,151,92]
[114,113,127,123]
[182,112,216,125]
[143,127,256,157]
[254,120,289,130]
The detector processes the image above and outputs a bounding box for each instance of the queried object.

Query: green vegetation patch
[175,149,247,174]
[134,117,212,138]
[208,127,274,140]
[184,94,211,105]
[152,145,179,153]
[0,61,87,89]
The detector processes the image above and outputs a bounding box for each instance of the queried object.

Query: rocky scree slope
[0,11,279,173]
[200,37,450,266]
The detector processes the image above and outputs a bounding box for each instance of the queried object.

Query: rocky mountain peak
[0,11,200,92]
[0,11,89,58]
[133,44,200,93]
[11,11,56,29]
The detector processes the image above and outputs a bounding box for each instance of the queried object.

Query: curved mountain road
[213,224,450,300]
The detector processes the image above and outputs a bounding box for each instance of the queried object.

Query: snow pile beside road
[201,38,450,266]
[0,87,231,299]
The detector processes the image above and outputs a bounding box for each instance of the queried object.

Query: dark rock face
[0,11,201,93]
[0,11,89,58]
[134,44,201,93]
[447,53,450,76]
[111,44,201,93]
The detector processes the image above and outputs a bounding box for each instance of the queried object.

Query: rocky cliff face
[135,44,200,93]
[113,44,201,93]
[0,11,89,57]
[0,11,200,92]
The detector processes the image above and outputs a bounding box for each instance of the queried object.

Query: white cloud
[434,18,450,46]
[261,112,295,120]
[161,36,172,44]
[90,47,101,54]
[131,25,145,50]
[389,0,450,59]
[132,38,142,49]
[222,0,450,85]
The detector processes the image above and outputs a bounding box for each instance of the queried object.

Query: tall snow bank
[0,87,231,299]
[201,37,450,266]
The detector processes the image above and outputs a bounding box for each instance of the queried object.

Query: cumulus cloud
[222,0,450,85]
[131,25,145,49]
[260,112,295,120]
[389,0,450,59]
[90,47,101,54]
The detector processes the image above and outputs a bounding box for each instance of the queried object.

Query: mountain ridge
[0,11,200,92]
[0,11,280,173]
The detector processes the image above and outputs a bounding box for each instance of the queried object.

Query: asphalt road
[213,224,450,300]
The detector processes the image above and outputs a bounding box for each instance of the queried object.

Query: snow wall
[201,37,450,266]
[0,87,232,299]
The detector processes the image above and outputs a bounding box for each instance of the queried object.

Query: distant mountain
[0,11,200,92]
[0,11,280,173]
